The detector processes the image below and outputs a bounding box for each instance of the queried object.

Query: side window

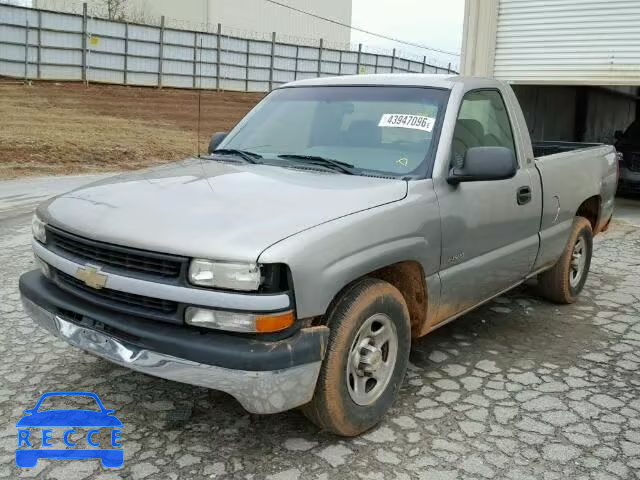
[451,90,516,168]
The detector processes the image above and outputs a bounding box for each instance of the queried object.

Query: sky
[351,0,465,70]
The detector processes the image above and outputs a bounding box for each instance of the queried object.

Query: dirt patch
[0,81,264,179]
[370,261,428,337]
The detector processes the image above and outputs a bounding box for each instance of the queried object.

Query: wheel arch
[576,195,601,232]
[319,260,429,339]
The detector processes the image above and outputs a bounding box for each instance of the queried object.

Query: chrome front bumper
[22,296,321,414]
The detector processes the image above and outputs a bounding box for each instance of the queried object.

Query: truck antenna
[197,36,203,158]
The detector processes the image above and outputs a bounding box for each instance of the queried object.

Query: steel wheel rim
[569,236,587,288]
[346,313,398,406]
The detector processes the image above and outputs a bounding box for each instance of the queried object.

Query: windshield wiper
[212,149,262,164]
[277,154,356,175]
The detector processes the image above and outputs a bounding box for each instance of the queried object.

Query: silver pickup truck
[20,75,617,436]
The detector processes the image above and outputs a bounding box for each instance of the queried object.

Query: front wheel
[537,216,593,304]
[302,278,411,436]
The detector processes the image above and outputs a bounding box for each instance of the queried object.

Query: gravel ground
[0,187,639,479]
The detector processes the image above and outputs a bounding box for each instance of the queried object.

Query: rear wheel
[537,216,593,304]
[302,278,411,436]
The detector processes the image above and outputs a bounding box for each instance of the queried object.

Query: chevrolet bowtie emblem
[75,265,108,289]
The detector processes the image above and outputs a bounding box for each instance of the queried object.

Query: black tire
[537,216,593,304]
[302,278,411,436]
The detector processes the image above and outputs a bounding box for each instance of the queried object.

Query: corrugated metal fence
[0,3,455,92]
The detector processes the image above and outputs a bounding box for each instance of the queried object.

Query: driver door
[433,89,540,322]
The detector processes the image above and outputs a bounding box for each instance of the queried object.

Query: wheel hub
[356,342,383,375]
[569,236,587,288]
[346,313,398,406]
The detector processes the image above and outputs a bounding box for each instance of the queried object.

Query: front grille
[55,269,178,315]
[627,152,640,172]
[47,226,186,279]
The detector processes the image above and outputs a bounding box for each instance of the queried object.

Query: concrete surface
[0,174,111,221]
[615,196,640,227]
[0,176,639,479]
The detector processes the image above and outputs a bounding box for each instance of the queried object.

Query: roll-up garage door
[494,0,640,85]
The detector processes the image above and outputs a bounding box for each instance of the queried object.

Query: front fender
[258,180,441,319]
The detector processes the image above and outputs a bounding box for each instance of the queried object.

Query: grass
[0,81,262,180]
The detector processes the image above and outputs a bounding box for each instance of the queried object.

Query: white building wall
[462,0,640,86]
[460,0,499,77]
[35,0,352,46]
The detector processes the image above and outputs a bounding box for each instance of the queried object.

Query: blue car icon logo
[16,391,123,468]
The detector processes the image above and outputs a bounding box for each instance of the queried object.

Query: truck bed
[532,141,603,158]
[532,142,617,272]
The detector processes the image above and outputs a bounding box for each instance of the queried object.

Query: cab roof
[280,74,503,90]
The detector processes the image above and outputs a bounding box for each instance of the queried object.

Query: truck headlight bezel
[188,259,262,291]
[32,214,47,244]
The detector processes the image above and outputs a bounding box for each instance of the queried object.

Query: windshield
[218,86,449,177]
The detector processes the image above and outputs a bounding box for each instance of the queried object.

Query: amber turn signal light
[255,311,295,333]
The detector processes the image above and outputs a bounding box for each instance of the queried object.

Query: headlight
[31,214,47,243]
[185,307,294,333]
[188,259,261,291]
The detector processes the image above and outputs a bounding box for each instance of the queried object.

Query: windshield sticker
[378,114,435,132]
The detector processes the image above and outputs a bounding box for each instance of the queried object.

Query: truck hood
[39,159,407,261]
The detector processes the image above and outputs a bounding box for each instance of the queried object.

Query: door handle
[517,186,532,205]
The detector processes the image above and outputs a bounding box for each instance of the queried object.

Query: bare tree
[98,0,127,21]
[91,0,155,24]
[126,4,154,24]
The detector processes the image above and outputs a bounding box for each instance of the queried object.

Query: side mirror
[447,146,517,185]
[208,132,228,154]
[614,130,624,141]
